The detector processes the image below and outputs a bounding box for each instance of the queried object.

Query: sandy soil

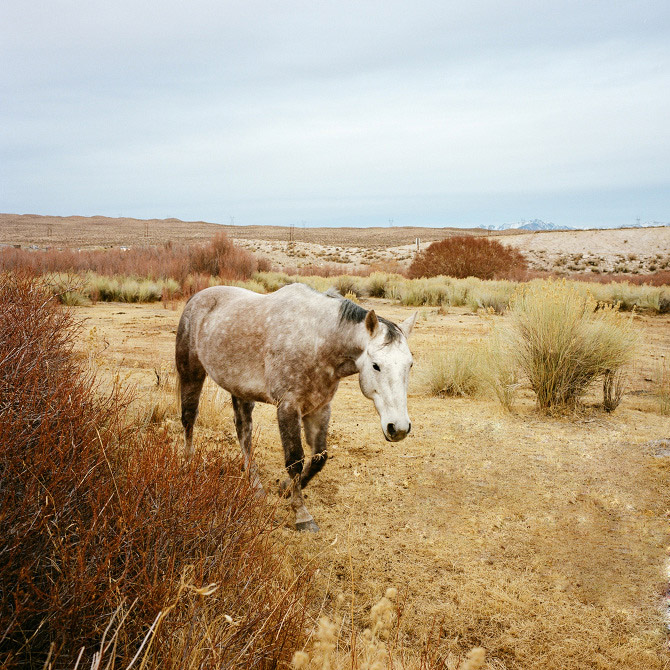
[498,227,670,274]
[74,298,670,669]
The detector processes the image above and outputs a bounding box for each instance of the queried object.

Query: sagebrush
[506,281,638,411]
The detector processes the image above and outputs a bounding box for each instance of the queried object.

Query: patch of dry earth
[74,299,670,669]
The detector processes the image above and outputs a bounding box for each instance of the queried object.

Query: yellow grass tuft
[507,281,638,411]
[421,342,484,397]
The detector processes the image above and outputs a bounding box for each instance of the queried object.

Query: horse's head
[357,310,417,442]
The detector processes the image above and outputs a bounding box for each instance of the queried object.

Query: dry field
[75,297,670,669]
[4,213,670,276]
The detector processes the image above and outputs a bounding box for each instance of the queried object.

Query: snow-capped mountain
[479,219,575,231]
[620,220,670,228]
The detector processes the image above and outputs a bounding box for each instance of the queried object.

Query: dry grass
[422,342,485,397]
[656,361,670,416]
[505,282,638,411]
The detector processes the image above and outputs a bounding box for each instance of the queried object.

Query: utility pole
[287,224,295,255]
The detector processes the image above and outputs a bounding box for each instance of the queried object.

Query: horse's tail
[175,368,182,415]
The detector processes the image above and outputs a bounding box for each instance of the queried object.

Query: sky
[1,1,669,229]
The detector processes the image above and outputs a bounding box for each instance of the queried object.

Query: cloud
[1,1,669,227]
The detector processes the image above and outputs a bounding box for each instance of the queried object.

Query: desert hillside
[2,213,670,274]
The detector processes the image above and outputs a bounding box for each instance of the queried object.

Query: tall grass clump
[479,334,521,411]
[408,236,528,280]
[506,281,638,411]
[399,278,451,306]
[656,361,670,415]
[0,273,310,669]
[422,342,484,397]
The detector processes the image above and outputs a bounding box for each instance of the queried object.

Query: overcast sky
[1,1,669,228]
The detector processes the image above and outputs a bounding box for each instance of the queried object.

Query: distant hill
[480,219,575,232]
[621,220,670,229]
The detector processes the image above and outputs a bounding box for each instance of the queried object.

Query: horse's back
[178,283,325,402]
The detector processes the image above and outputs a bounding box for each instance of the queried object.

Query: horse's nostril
[387,423,396,436]
[407,422,412,434]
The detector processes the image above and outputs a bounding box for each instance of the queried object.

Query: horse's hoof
[295,520,320,533]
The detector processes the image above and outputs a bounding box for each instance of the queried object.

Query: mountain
[620,220,670,228]
[479,219,575,231]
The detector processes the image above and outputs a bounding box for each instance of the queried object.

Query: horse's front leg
[300,403,331,488]
[277,402,319,533]
[279,403,330,495]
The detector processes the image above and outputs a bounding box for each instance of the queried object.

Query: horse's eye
[410,361,414,368]
[372,363,381,371]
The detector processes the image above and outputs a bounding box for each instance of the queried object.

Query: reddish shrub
[565,270,670,286]
[0,232,258,286]
[407,236,528,280]
[0,274,309,668]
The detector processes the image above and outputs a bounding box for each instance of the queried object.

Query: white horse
[175,283,416,532]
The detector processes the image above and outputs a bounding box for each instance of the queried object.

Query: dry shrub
[0,273,309,669]
[333,275,365,298]
[602,368,627,413]
[408,236,528,281]
[506,281,638,411]
[0,232,257,287]
[567,269,670,287]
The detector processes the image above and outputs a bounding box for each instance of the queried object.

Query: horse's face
[357,311,417,442]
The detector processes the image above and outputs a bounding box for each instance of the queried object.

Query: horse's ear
[399,312,418,338]
[365,310,379,336]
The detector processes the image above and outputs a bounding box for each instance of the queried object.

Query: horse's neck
[329,320,366,377]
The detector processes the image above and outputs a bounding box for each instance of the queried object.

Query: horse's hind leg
[178,371,205,459]
[175,323,206,459]
[277,402,319,533]
[232,396,264,495]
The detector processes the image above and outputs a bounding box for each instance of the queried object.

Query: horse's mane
[326,288,401,344]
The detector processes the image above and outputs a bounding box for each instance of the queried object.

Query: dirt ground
[497,227,670,275]
[74,298,670,669]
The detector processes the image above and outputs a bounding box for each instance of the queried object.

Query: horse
[175,283,416,532]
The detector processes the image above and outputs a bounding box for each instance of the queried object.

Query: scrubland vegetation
[4,231,670,668]
[0,274,309,669]
[2,234,669,315]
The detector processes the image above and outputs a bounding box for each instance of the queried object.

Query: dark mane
[331,293,401,344]
[338,298,367,324]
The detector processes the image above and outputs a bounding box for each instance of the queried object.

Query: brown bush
[407,236,528,280]
[566,269,670,286]
[0,232,258,286]
[0,274,309,669]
